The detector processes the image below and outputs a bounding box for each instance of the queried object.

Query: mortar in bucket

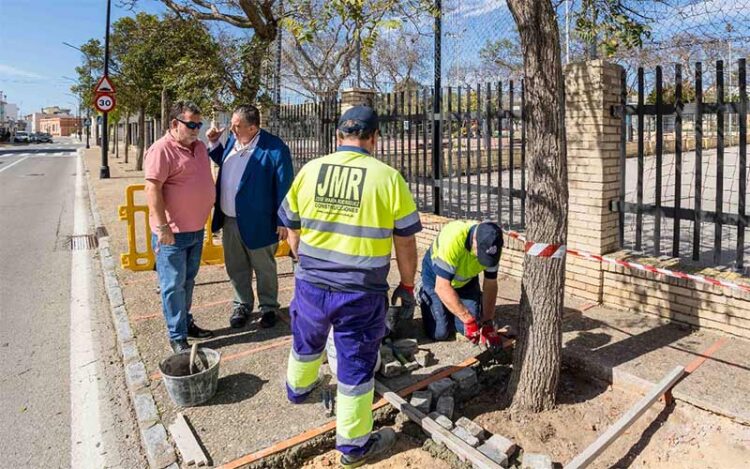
[159,345,221,407]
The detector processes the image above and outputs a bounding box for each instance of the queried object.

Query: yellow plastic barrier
[118,184,155,271]
[119,184,291,271]
[201,211,224,265]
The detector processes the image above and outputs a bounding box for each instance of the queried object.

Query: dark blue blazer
[208,129,294,249]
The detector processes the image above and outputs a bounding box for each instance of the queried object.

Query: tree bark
[161,87,171,134]
[505,0,568,412]
[110,123,116,154]
[235,32,275,103]
[115,121,119,159]
[136,106,146,171]
[124,113,130,164]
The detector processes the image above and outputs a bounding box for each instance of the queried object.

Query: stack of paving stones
[407,366,554,469]
[379,339,435,378]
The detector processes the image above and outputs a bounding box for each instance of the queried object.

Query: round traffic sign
[94,93,116,113]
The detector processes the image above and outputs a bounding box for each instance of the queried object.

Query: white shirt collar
[233,130,260,154]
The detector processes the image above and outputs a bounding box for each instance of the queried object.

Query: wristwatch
[157,223,170,232]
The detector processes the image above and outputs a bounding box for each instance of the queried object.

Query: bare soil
[303,364,750,468]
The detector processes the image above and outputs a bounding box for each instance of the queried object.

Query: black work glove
[391,282,416,317]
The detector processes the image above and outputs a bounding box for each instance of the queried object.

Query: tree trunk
[505,0,568,412]
[124,113,130,164]
[115,121,119,159]
[237,33,275,103]
[161,87,171,134]
[136,107,146,171]
[110,124,116,154]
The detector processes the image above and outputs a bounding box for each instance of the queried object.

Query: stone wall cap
[341,88,377,94]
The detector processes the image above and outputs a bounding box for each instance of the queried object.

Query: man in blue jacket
[207,105,294,329]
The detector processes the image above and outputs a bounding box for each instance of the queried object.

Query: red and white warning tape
[503,228,750,294]
[524,241,566,258]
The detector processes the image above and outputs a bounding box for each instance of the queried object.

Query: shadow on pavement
[206,372,268,406]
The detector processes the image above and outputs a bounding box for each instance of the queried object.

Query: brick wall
[341,88,376,113]
[602,261,750,338]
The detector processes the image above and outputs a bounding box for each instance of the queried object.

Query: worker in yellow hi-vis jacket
[278,105,421,468]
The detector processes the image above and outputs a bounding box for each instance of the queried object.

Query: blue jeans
[153,230,204,341]
[419,277,481,341]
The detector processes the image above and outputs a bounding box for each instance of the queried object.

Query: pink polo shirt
[144,133,216,234]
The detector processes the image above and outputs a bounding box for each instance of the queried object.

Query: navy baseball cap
[338,105,379,133]
[475,222,504,267]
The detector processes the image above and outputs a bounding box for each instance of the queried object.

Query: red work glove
[480,323,502,348]
[463,318,480,344]
[391,282,416,309]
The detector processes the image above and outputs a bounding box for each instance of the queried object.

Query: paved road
[0,139,145,468]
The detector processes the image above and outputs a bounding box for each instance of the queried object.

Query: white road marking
[0,155,30,173]
[69,150,106,468]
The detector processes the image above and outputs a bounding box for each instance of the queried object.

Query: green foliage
[575,0,654,57]
[646,82,697,105]
[285,0,432,47]
[106,13,225,116]
[70,39,103,114]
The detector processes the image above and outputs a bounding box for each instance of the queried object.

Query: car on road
[38,133,53,143]
[13,131,30,143]
[29,132,40,143]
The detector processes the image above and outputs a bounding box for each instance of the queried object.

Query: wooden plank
[374,380,503,469]
[169,413,209,467]
[564,366,685,469]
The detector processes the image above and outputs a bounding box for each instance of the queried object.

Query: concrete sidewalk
[493,254,750,425]
[86,145,750,467]
[85,148,484,466]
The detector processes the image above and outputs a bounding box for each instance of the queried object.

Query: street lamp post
[100,0,112,179]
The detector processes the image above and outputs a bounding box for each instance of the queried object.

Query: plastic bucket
[159,347,221,407]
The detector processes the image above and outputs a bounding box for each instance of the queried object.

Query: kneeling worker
[419,221,504,346]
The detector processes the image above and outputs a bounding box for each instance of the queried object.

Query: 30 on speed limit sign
[94,93,116,113]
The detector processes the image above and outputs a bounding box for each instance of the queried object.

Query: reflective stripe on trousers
[285,278,387,457]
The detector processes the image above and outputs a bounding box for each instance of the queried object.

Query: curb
[81,149,179,469]
[562,347,750,426]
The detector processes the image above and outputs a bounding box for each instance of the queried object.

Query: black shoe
[230,303,252,329]
[259,310,277,329]
[339,428,396,468]
[169,339,190,353]
[187,321,213,339]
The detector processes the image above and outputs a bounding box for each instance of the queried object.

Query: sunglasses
[176,118,203,130]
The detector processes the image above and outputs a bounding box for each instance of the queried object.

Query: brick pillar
[564,60,623,302]
[340,88,376,114]
[259,106,272,130]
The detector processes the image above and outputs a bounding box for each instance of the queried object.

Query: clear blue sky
[0,0,163,116]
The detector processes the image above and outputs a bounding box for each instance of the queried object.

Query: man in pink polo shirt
[144,101,216,353]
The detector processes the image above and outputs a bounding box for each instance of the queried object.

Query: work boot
[169,339,190,353]
[229,303,252,329]
[259,310,277,329]
[339,428,396,468]
[187,320,213,339]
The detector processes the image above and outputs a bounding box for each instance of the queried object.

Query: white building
[26,112,47,132]
[5,103,19,121]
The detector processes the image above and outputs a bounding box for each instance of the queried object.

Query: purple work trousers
[286,278,387,456]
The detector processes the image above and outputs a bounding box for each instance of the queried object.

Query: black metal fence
[374,82,526,229]
[275,81,528,230]
[613,59,749,270]
[275,94,340,172]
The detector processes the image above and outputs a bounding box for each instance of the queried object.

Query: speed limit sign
[94,93,116,113]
